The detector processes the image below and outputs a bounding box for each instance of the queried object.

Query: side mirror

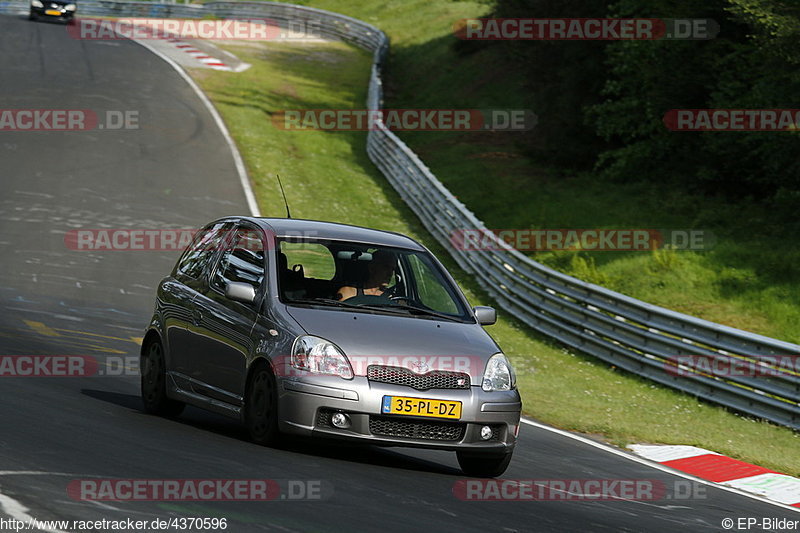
[225,282,256,304]
[473,306,496,326]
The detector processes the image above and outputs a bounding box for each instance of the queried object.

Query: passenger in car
[336,250,396,300]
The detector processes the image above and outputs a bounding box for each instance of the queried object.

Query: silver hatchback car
[141,217,521,476]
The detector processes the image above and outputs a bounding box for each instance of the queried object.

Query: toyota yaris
[141,217,521,476]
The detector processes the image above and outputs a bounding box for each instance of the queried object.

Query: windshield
[277,238,472,322]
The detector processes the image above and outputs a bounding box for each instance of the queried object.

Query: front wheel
[244,366,280,446]
[141,339,184,417]
[457,451,513,477]
[28,10,37,20]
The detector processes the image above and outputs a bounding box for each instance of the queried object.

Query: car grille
[316,409,333,428]
[366,365,470,391]
[369,415,465,441]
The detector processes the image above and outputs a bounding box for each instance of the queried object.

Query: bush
[588,0,800,200]
[489,0,800,202]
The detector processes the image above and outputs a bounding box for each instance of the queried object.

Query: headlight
[482,353,515,391]
[64,3,76,10]
[291,335,353,379]
[30,0,43,7]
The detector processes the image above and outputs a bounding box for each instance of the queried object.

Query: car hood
[285,305,500,380]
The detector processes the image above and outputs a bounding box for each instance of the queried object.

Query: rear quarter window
[280,241,335,279]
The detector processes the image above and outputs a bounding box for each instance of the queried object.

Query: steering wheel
[381,284,397,297]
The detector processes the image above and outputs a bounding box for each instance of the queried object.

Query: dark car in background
[141,217,522,477]
[29,0,76,22]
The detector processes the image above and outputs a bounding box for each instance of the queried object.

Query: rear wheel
[245,365,280,445]
[141,339,184,417]
[457,451,513,477]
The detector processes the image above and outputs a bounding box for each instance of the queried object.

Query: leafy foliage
[492,0,800,200]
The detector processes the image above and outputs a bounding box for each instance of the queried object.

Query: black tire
[141,338,184,417]
[244,365,280,446]
[457,451,513,477]
[28,10,36,20]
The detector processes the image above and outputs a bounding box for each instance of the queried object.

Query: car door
[165,221,231,377]
[190,223,272,403]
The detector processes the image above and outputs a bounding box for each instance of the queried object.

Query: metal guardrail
[3,1,797,430]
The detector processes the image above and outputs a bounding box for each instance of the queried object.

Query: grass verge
[188,39,800,475]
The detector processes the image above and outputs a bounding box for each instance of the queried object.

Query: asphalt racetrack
[0,14,797,532]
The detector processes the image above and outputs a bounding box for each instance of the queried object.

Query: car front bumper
[30,6,75,20]
[277,375,521,454]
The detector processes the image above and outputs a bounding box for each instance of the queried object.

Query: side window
[280,241,336,280]
[211,227,266,294]
[407,254,459,314]
[176,222,229,279]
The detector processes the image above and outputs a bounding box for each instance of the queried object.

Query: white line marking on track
[0,471,76,476]
[0,491,67,533]
[628,444,721,462]
[520,418,800,513]
[723,473,800,505]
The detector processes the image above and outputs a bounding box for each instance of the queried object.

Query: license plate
[381,396,461,419]
[45,9,61,15]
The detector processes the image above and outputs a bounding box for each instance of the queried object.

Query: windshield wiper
[288,298,360,308]
[358,303,463,322]
[288,298,463,322]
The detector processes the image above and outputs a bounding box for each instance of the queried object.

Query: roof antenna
[275,174,291,218]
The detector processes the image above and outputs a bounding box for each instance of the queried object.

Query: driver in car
[337,250,396,301]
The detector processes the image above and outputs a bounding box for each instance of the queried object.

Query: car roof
[230,217,427,251]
